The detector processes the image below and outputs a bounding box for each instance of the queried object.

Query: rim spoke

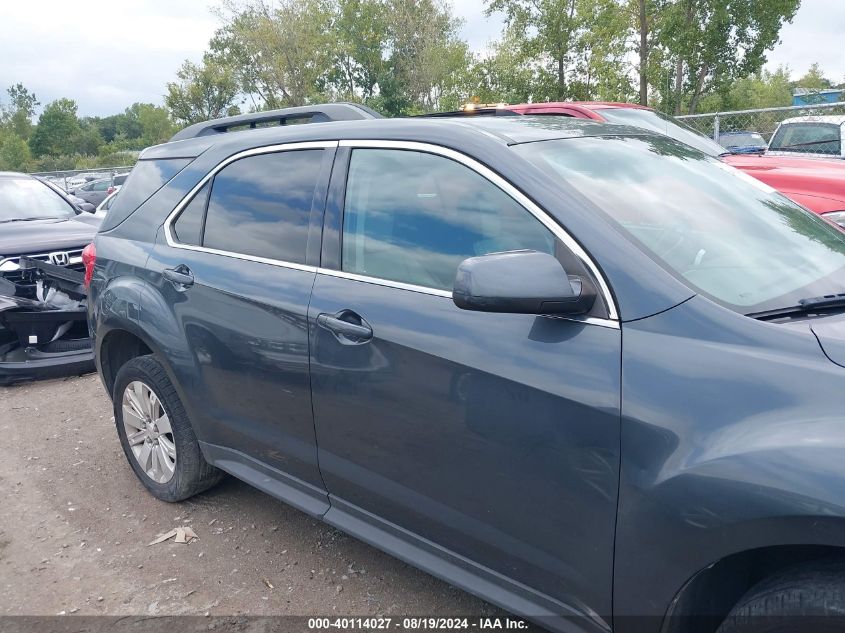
[138,442,152,473]
[155,412,172,435]
[150,445,161,481]
[149,390,160,420]
[138,383,153,419]
[127,429,147,446]
[124,388,145,420]
[157,444,175,478]
[122,405,146,431]
[159,435,176,460]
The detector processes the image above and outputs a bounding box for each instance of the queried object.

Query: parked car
[0,172,99,384]
[88,105,845,633]
[500,102,845,226]
[718,130,767,154]
[767,115,845,159]
[38,176,97,213]
[107,173,128,196]
[71,177,114,206]
[94,188,120,218]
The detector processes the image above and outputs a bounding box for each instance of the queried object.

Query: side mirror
[77,202,96,213]
[452,250,596,315]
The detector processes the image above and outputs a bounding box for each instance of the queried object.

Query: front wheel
[716,561,845,633]
[113,355,222,502]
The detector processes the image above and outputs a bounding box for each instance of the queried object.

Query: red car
[505,102,845,226]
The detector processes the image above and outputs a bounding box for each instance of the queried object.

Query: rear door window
[202,150,323,264]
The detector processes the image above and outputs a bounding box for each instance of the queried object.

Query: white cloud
[765,0,845,82]
[0,0,841,118]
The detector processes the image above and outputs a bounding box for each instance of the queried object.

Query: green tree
[165,57,240,125]
[137,103,177,146]
[2,83,40,140]
[467,27,537,104]
[0,131,32,171]
[659,0,800,114]
[484,0,632,102]
[28,98,82,157]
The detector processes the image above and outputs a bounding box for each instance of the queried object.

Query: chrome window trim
[317,267,618,329]
[161,138,619,325]
[337,139,619,321]
[162,140,338,270]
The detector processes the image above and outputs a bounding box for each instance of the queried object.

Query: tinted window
[769,122,841,155]
[516,135,845,314]
[172,183,209,246]
[342,149,555,291]
[91,179,110,191]
[100,158,191,231]
[203,150,323,264]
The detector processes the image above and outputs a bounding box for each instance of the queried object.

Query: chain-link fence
[677,102,845,157]
[29,166,135,192]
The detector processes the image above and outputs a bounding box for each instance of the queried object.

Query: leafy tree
[2,83,40,140]
[137,103,177,146]
[165,57,240,125]
[28,98,82,157]
[484,0,632,102]
[0,131,32,171]
[659,0,800,114]
[467,27,537,104]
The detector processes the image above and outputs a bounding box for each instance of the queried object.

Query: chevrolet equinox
[87,104,845,633]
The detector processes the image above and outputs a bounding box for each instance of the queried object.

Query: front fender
[614,296,845,627]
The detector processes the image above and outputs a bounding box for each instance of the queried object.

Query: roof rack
[169,103,383,142]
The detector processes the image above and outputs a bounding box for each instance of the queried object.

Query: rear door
[309,142,621,621]
[147,142,335,513]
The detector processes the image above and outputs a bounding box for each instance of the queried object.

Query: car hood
[787,312,845,368]
[723,153,845,206]
[0,216,99,258]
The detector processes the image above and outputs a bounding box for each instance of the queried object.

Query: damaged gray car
[0,171,99,385]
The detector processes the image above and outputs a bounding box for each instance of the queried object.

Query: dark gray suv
[87,104,845,633]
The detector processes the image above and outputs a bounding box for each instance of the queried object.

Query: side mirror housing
[77,202,96,213]
[452,250,596,315]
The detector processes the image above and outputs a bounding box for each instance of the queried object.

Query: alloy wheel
[121,380,176,484]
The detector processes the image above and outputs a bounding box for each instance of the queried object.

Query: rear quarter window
[99,158,191,231]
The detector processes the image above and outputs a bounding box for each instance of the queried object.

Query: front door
[309,145,621,621]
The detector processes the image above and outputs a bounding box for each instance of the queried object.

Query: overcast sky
[1,0,842,118]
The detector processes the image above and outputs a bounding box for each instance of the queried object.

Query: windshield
[598,107,726,157]
[0,177,75,222]
[515,135,845,315]
[721,132,766,148]
[769,122,842,156]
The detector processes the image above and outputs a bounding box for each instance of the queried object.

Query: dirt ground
[0,373,504,621]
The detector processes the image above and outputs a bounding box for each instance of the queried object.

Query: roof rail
[414,107,520,118]
[169,103,383,142]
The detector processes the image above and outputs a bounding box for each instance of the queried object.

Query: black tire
[113,354,222,502]
[716,561,845,633]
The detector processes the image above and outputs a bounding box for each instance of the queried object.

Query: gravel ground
[0,373,506,621]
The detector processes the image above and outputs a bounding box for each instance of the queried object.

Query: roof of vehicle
[779,115,845,125]
[144,115,662,161]
[0,171,33,179]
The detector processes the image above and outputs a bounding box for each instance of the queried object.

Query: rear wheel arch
[661,545,845,633]
[98,328,154,396]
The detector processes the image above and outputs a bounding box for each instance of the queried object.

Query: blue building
[792,88,844,106]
